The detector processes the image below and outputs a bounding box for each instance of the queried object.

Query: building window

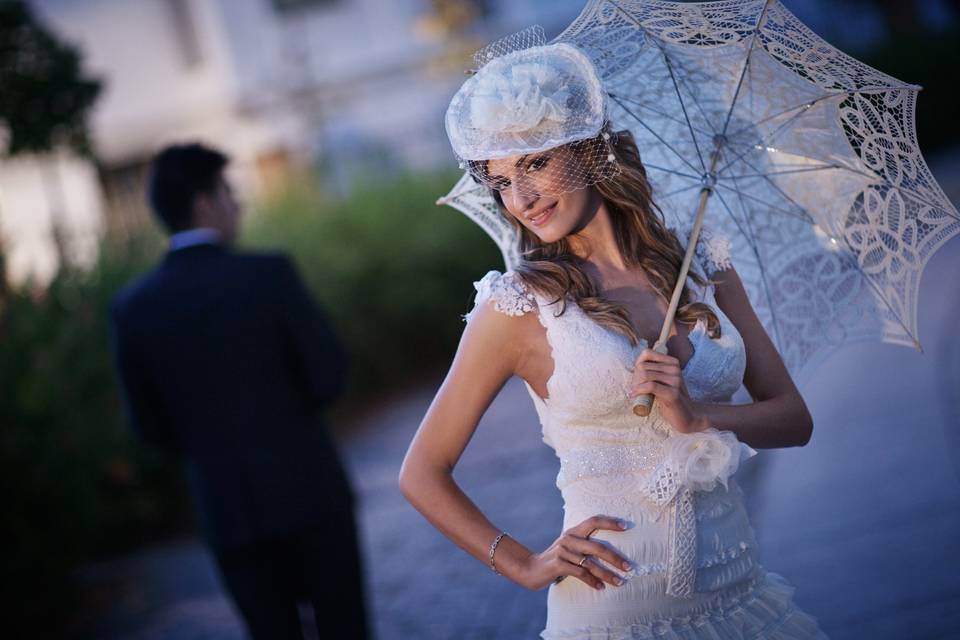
[98,158,153,240]
[269,0,337,15]
[164,0,202,68]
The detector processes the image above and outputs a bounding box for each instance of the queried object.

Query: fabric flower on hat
[445,41,605,162]
[664,428,757,493]
[469,62,572,134]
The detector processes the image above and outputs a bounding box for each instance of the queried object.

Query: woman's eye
[528,156,550,171]
[491,177,511,190]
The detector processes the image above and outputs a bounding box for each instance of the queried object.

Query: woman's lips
[529,203,556,228]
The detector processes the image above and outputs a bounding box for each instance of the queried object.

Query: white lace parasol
[439,0,960,389]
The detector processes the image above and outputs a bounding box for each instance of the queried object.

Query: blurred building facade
[0,0,584,285]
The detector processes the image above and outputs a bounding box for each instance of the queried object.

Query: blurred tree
[0,0,101,304]
[0,0,101,156]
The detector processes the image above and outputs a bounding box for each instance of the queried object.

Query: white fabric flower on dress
[700,229,733,273]
[463,270,536,323]
[469,62,572,134]
[673,223,734,275]
[665,428,757,493]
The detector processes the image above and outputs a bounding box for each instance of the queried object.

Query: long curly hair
[479,125,721,346]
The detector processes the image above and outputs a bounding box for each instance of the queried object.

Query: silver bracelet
[488,531,509,575]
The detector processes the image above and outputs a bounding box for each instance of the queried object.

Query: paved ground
[79,154,960,639]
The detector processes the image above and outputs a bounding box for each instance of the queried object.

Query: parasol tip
[913,338,924,354]
[436,197,448,206]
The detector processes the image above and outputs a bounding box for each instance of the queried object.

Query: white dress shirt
[168,227,223,252]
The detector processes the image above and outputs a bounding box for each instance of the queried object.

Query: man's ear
[191,192,212,225]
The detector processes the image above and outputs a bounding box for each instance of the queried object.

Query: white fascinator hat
[444,28,617,197]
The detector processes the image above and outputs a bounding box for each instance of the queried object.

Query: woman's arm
[399,297,631,590]
[699,265,813,449]
[399,298,532,578]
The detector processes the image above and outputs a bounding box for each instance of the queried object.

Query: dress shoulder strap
[464,269,538,323]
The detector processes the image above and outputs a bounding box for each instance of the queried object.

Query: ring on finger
[578,555,589,567]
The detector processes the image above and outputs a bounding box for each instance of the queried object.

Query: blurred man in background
[109,143,370,639]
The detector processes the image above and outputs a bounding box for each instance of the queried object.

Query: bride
[399,41,828,639]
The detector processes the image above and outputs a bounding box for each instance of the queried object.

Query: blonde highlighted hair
[488,126,722,346]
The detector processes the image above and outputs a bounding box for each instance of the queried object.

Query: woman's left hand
[629,348,709,434]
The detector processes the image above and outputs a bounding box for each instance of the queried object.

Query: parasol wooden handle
[631,341,670,416]
[631,171,716,418]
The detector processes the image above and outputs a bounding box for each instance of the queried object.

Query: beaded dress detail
[466,226,828,639]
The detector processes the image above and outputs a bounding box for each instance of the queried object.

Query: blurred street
[80,199,960,639]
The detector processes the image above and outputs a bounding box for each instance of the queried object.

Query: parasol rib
[720,0,773,138]
[835,231,923,351]
[714,182,814,225]
[611,93,714,138]
[606,0,711,171]
[719,175,787,351]
[734,152,824,223]
[643,164,702,180]
[716,101,818,175]
[723,165,843,179]
[726,92,846,140]
[610,93,704,175]
[662,183,704,199]
[656,41,709,173]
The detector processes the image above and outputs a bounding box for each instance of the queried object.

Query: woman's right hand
[518,516,633,591]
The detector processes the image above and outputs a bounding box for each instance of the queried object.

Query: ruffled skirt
[540,569,828,640]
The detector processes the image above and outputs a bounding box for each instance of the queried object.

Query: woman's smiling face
[485,145,602,244]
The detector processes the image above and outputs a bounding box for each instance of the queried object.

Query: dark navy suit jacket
[110,243,353,550]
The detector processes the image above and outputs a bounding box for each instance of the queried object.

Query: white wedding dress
[466,227,828,639]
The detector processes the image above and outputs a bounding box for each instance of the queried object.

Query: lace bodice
[466,226,755,601]
[466,224,747,415]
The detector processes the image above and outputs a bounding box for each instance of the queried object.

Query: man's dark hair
[148,143,229,233]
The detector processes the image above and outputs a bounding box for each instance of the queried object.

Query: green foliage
[0,231,193,632]
[243,171,504,401]
[0,0,102,156]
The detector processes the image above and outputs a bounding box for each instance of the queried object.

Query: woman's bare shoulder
[459,269,548,375]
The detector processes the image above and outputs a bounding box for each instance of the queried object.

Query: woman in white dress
[399,41,828,639]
